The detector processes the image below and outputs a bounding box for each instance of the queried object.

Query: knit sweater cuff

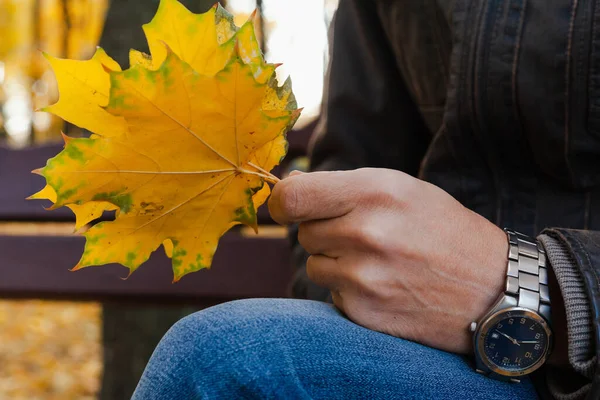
[538,234,596,399]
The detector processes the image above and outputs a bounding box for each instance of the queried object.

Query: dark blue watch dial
[483,316,548,371]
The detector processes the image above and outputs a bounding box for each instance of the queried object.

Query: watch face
[478,308,551,376]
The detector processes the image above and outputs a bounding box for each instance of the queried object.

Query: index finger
[268,170,359,225]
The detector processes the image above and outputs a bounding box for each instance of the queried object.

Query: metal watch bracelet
[503,229,551,324]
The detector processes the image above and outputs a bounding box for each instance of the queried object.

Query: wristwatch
[470,229,553,382]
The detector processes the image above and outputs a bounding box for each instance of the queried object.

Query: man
[133,1,599,398]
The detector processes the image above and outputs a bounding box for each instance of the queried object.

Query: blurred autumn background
[0,0,337,399]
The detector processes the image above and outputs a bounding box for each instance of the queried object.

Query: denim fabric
[132,299,538,399]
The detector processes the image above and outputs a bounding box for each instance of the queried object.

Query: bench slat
[0,231,292,302]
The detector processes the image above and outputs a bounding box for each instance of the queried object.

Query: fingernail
[288,170,305,177]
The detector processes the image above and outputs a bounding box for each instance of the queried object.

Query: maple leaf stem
[239,168,280,184]
[246,162,280,182]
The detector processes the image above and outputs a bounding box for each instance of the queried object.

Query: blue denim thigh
[132,298,539,400]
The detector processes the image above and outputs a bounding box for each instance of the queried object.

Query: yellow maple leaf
[135,0,291,206]
[140,1,235,76]
[27,183,116,230]
[138,0,274,82]
[46,0,295,214]
[40,48,127,139]
[31,1,301,281]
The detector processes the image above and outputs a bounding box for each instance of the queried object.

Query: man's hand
[268,168,508,354]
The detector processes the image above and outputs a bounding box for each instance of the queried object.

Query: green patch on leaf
[125,67,140,81]
[234,188,258,225]
[125,251,137,267]
[92,191,133,213]
[57,187,79,203]
[188,253,206,273]
[85,231,106,245]
[144,68,156,83]
[109,94,127,109]
[171,243,187,269]
[63,143,86,163]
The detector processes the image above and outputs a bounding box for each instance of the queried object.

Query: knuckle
[360,225,386,249]
[359,169,422,209]
[345,223,386,251]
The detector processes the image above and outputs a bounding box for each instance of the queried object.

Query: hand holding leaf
[30,0,300,281]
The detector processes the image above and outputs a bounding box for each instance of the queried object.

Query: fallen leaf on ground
[0,300,101,400]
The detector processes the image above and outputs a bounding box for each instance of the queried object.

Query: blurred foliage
[0,300,102,399]
[0,0,108,147]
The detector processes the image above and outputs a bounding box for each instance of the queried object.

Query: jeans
[132,299,538,399]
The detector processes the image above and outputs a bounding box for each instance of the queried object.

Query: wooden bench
[0,122,314,303]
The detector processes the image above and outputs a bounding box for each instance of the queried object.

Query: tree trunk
[97,1,216,399]
[99,303,200,400]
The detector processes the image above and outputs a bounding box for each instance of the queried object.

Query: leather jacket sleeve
[289,0,431,301]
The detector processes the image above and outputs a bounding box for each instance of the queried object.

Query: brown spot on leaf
[140,201,164,214]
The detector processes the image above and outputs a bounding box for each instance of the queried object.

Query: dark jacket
[290,1,600,398]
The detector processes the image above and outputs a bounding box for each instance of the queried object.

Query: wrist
[454,219,508,354]
[471,222,509,322]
